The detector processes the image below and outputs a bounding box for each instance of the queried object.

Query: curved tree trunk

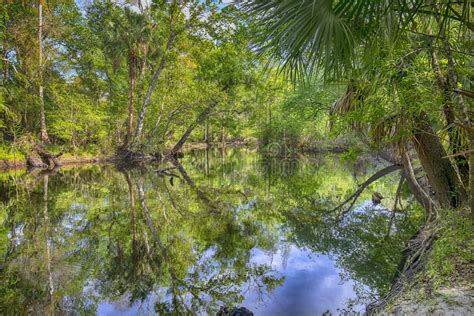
[412,112,467,208]
[400,145,435,215]
[134,31,175,141]
[169,102,217,156]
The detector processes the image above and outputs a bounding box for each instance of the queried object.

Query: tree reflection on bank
[0,149,422,314]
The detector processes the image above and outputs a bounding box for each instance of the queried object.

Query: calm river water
[0,148,421,315]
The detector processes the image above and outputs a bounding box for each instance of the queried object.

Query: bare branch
[330,164,403,214]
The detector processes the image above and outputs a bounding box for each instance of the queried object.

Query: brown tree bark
[168,102,217,156]
[442,39,474,219]
[2,50,9,81]
[125,52,137,146]
[430,47,469,186]
[434,11,474,217]
[412,112,467,208]
[204,120,209,145]
[399,145,435,214]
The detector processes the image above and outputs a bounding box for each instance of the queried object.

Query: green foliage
[260,83,342,147]
[0,145,24,162]
[0,0,281,158]
[426,210,474,287]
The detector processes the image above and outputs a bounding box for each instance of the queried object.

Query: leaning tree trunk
[412,112,467,208]
[399,145,436,216]
[134,31,175,141]
[38,0,49,144]
[168,102,217,156]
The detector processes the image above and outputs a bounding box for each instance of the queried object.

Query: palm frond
[245,0,472,82]
[247,0,354,81]
[329,82,364,131]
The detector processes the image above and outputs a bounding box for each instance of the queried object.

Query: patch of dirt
[382,287,473,316]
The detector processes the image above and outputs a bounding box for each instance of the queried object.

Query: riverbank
[0,154,114,171]
[0,138,355,171]
[376,209,473,315]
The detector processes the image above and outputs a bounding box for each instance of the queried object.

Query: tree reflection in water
[0,149,422,314]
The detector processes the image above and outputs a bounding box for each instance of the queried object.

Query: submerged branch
[330,164,403,214]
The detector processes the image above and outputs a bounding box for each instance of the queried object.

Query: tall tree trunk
[434,11,474,217]
[125,52,137,147]
[38,0,49,144]
[134,32,175,141]
[442,38,474,219]
[412,112,467,208]
[430,47,469,186]
[169,102,217,155]
[204,120,209,145]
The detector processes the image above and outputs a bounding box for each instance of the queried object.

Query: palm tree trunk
[434,10,474,217]
[125,52,137,146]
[400,145,435,214]
[38,0,49,144]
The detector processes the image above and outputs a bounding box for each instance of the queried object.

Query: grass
[425,208,474,288]
[383,208,473,313]
[0,145,25,163]
[0,143,112,167]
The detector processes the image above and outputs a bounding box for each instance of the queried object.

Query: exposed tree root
[366,221,439,315]
[26,144,63,169]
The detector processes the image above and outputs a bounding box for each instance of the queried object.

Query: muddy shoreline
[0,156,115,171]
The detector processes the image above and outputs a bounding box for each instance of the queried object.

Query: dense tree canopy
[0,0,284,159]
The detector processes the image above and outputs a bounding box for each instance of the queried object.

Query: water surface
[0,148,421,315]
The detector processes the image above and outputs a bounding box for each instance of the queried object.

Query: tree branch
[330,164,403,214]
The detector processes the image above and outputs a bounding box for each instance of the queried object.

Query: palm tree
[246,0,472,213]
[246,0,471,79]
[104,6,153,147]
